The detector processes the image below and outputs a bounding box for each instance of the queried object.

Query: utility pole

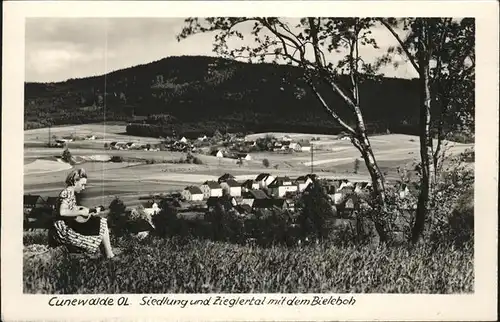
[48,125,51,147]
[310,142,313,174]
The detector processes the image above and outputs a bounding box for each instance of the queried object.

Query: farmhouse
[255,173,275,189]
[86,135,96,140]
[220,179,242,197]
[295,175,313,192]
[237,153,252,161]
[181,186,204,201]
[218,173,236,184]
[268,176,298,198]
[179,137,188,144]
[200,181,223,199]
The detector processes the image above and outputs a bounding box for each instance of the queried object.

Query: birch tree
[178,17,389,241]
[380,18,475,243]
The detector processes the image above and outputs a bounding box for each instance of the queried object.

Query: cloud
[25,17,417,82]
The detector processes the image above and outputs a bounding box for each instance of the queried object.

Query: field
[24,124,473,208]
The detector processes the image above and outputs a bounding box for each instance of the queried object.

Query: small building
[295,175,313,192]
[241,179,260,192]
[181,186,204,201]
[126,142,137,149]
[86,135,96,140]
[180,137,188,144]
[141,200,162,216]
[218,173,236,184]
[220,179,242,197]
[289,142,301,151]
[197,135,208,141]
[301,142,311,152]
[268,176,298,198]
[252,198,289,211]
[207,196,237,212]
[200,181,223,199]
[23,195,47,212]
[255,173,275,189]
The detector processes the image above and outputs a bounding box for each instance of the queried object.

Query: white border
[2,1,498,321]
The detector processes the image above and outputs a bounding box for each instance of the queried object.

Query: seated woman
[48,168,117,259]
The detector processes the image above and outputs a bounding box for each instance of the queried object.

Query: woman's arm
[59,204,89,217]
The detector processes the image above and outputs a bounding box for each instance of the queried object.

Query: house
[218,173,235,184]
[215,150,224,158]
[86,135,96,140]
[141,200,162,216]
[45,196,59,210]
[252,198,289,211]
[245,140,256,147]
[54,139,67,147]
[354,181,371,194]
[241,189,269,207]
[220,179,242,197]
[255,173,275,189]
[295,175,313,192]
[181,186,204,201]
[241,180,260,192]
[207,196,237,212]
[282,135,292,142]
[268,176,298,197]
[241,153,252,161]
[197,135,208,141]
[301,141,311,152]
[109,141,118,148]
[180,137,188,144]
[200,181,223,199]
[126,142,137,149]
[23,195,47,212]
[289,142,301,151]
[336,194,360,218]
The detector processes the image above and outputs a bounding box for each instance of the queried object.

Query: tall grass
[24,235,473,294]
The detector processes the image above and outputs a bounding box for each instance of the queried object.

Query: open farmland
[24,124,473,208]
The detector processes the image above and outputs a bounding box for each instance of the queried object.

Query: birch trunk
[412,22,436,243]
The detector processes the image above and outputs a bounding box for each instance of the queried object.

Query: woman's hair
[65,168,88,187]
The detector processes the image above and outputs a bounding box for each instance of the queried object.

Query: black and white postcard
[2,1,498,321]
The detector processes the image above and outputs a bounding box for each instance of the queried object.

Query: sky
[25,18,418,83]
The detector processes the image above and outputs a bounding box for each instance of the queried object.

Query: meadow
[24,232,473,294]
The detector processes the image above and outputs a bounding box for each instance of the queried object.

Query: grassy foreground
[24,233,473,294]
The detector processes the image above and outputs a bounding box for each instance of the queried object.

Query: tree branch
[380,19,420,73]
[305,77,356,135]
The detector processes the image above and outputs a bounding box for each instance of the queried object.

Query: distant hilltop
[25,55,422,136]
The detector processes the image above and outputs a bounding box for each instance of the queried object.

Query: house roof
[45,196,59,207]
[218,173,235,182]
[255,173,271,181]
[24,195,44,206]
[184,186,203,195]
[253,198,287,209]
[241,179,255,188]
[268,177,292,187]
[207,196,234,209]
[203,181,221,189]
[243,189,269,200]
[224,179,241,187]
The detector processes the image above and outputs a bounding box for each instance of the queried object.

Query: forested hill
[25,55,421,137]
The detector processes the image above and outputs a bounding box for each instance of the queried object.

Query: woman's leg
[101,225,115,258]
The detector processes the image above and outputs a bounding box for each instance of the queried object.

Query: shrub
[110,155,124,163]
[61,148,73,164]
[104,143,109,149]
[107,197,127,237]
[262,158,270,168]
[354,158,360,174]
